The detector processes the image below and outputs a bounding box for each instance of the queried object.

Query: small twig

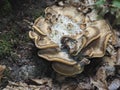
[116,48,120,65]
[23,19,33,28]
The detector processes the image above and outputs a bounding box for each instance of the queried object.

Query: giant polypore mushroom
[29,5,116,76]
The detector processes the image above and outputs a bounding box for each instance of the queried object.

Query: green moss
[0,40,12,56]
[0,22,31,58]
[0,25,18,57]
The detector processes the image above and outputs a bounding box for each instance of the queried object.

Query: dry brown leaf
[116,48,120,65]
[91,67,108,90]
[61,82,77,90]
[0,65,6,81]
[76,82,92,90]
[31,78,52,87]
[103,56,116,76]
[3,81,52,90]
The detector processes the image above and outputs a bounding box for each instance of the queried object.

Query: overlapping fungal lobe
[82,20,116,58]
[29,5,116,76]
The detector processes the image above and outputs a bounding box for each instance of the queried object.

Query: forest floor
[0,0,120,90]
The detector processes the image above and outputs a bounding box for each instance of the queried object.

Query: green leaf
[95,0,105,6]
[112,0,120,8]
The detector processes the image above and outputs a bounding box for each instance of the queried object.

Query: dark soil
[0,0,56,89]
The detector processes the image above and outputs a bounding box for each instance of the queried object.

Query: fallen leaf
[3,81,52,90]
[91,67,108,90]
[0,65,6,81]
[31,78,52,87]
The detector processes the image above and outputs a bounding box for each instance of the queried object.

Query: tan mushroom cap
[52,58,90,76]
[45,5,85,23]
[32,17,49,36]
[38,50,77,65]
[72,26,100,56]
[83,20,113,57]
[52,62,83,76]
[85,27,100,46]
[29,31,58,49]
[29,16,60,49]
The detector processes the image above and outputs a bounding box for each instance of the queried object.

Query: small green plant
[0,40,12,57]
[95,0,120,25]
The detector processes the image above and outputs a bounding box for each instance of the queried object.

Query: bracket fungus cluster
[29,4,116,76]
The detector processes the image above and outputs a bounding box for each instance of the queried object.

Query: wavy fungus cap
[29,5,116,76]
